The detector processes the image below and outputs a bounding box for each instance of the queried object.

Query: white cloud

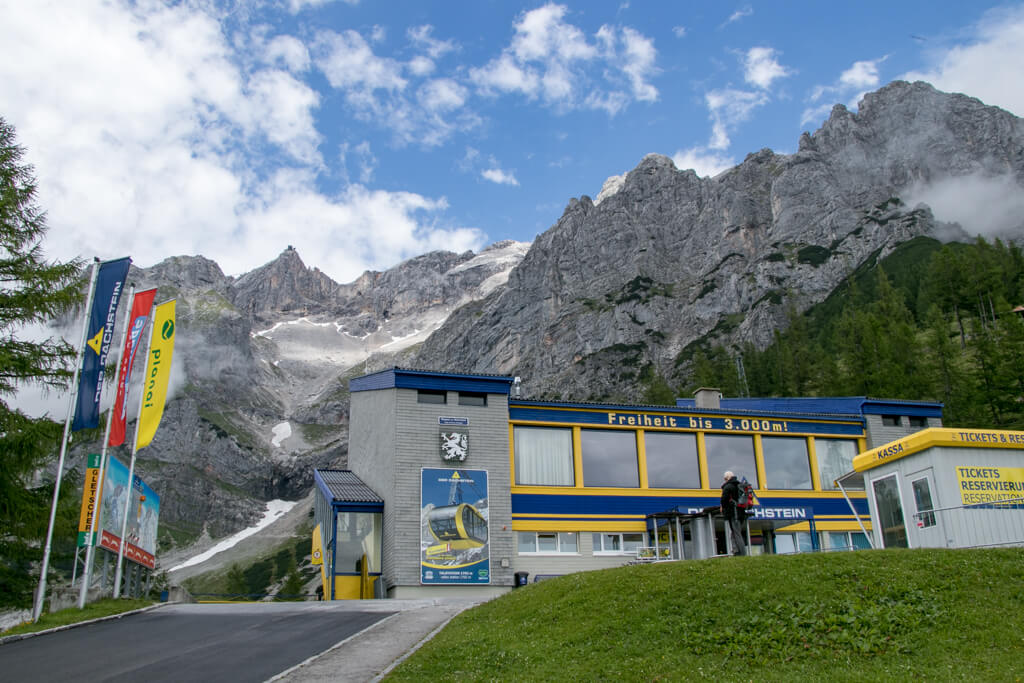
[408,25,457,59]
[901,5,1024,117]
[339,141,377,185]
[418,79,468,112]
[619,27,659,102]
[471,53,540,97]
[725,5,753,25]
[840,59,882,89]
[802,57,885,126]
[470,2,658,113]
[0,1,481,283]
[313,30,406,92]
[313,28,475,147]
[672,148,735,178]
[743,47,792,90]
[799,103,834,128]
[249,69,322,165]
[705,88,769,149]
[289,0,357,12]
[263,35,311,73]
[905,173,1024,239]
[482,168,520,186]
[672,26,687,38]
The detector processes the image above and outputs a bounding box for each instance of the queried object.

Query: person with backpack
[721,471,748,556]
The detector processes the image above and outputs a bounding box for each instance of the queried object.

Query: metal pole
[33,259,100,622]
[837,479,874,548]
[78,285,136,608]
[113,306,155,598]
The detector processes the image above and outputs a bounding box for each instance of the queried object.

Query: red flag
[108,288,157,446]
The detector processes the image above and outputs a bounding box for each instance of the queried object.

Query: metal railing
[912,497,1024,549]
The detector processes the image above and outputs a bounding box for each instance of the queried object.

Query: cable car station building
[314,368,946,599]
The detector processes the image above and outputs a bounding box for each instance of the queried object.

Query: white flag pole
[77,285,136,608]
[113,305,155,598]
[33,259,100,622]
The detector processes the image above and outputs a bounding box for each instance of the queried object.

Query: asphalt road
[0,603,394,683]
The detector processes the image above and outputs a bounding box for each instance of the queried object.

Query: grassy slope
[389,548,1024,682]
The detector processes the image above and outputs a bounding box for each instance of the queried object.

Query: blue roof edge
[350,367,516,394]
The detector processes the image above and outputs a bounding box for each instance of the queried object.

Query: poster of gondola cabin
[420,468,490,584]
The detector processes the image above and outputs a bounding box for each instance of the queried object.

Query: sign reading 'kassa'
[957,466,1024,505]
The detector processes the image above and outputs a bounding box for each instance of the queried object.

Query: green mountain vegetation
[686,236,1024,429]
[389,548,1024,682]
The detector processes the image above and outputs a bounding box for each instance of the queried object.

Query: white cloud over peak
[744,47,792,90]
[840,59,883,89]
[672,148,735,178]
[802,56,885,126]
[902,5,1024,117]
[705,88,769,149]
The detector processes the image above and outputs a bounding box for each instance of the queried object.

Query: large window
[581,429,639,487]
[593,532,644,554]
[826,531,871,551]
[775,532,815,554]
[645,432,700,488]
[704,434,758,488]
[518,531,578,554]
[335,510,382,574]
[514,427,574,486]
[761,436,812,489]
[815,438,858,489]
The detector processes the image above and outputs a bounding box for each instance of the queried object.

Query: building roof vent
[694,387,722,410]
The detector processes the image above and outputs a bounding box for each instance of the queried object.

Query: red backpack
[736,477,756,509]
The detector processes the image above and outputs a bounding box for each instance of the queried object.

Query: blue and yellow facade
[509,401,869,539]
[343,368,943,596]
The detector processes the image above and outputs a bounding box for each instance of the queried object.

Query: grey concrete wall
[348,388,398,583]
[864,415,941,450]
[388,388,514,592]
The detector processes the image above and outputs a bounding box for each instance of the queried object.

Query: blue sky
[2,1,1022,283]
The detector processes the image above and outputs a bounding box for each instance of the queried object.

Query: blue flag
[72,257,131,431]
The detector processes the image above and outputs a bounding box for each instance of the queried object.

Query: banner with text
[77,454,103,547]
[73,257,131,431]
[957,466,1024,505]
[136,299,176,450]
[421,468,490,585]
[109,288,157,446]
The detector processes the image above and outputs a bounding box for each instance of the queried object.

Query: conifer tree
[0,116,85,607]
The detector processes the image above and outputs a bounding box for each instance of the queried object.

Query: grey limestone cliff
[413,81,1023,401]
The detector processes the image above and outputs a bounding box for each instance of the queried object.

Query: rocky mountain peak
[414,81,1024,401]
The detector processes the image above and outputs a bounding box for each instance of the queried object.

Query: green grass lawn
[1,598,156,637]
[388,548,1024,682]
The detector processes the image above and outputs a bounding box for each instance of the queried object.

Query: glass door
[871,474,909,548]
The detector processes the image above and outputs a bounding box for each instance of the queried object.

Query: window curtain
[514,427,574,486]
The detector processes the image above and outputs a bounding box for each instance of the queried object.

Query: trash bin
[159,590,169,602]
[514,571,529,587]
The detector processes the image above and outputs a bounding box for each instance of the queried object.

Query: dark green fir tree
[0,116,86,608]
